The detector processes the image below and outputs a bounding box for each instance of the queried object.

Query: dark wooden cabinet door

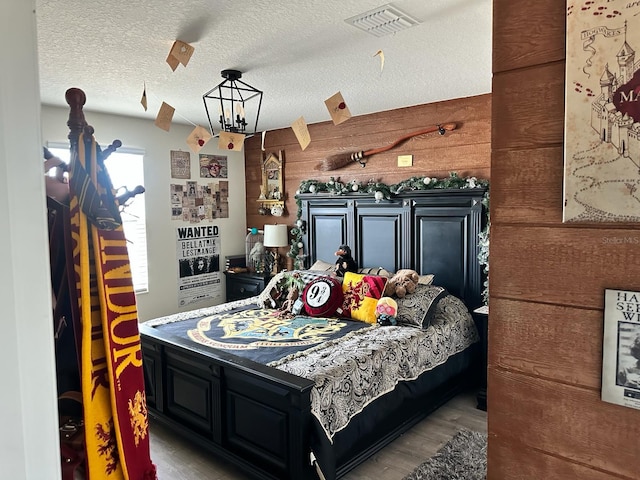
[354,198,411,273]
[413,191,484,309]
[301,198,355,267]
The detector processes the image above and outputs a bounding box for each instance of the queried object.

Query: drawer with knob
[224,272,270,302]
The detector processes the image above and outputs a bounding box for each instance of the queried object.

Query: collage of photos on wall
[169,151,230,222]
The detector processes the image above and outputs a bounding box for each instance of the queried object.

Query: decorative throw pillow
[309,259,335,272]
[418,274,435,285]
[302,276,344,317]
[357,267,392,278]
[293,269,330,288]
[256,270,328,309]
[341,271,388,324]
[396,284,448,328]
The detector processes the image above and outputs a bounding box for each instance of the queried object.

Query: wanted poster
[170,150,191,179]
[176,225,221,307]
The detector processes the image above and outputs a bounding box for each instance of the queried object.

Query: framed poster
[564,1,640,222]
[602,289,640,410]
[170,150,191,179]
[176,225,221,307]
[199,154,228,178]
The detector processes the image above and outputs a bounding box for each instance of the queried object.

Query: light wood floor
[149,388,487,480]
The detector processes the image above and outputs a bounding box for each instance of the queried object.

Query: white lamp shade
[263,224,288,247]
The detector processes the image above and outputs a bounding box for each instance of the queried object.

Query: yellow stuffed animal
[383,269,420,298]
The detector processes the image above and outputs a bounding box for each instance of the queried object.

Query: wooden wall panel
[490,0,640,478]
[489,441,625,480]
[492,0,566,73]
[490,226,640,308]
[492,63,565,151]
[491,147,564,225]
[488,298,602,389]
[244,94,491,239]
[489,371,640,480]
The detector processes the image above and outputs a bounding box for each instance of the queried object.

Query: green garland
[288,172,490,299]
[295,171,488,200]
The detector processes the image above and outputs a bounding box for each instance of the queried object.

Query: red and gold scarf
[69,133,156,480]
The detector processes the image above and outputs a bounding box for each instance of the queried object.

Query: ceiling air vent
[345,4,420,37]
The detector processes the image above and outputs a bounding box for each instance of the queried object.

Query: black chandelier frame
[203,69,263,135]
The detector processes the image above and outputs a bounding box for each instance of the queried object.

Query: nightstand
[224,272,271,302]
[472,305,488,411]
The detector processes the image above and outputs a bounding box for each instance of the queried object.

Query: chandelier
[202,69,263,135]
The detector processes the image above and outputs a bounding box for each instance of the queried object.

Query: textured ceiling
[35,0,492,134]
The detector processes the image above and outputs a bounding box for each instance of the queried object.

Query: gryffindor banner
[69,133,156,479]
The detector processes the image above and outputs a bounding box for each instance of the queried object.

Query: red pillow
[302,276,344,317]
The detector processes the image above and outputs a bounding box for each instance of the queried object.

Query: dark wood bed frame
[139,188,487,480]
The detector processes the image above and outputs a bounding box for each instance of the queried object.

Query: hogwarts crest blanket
[150,303,370,364]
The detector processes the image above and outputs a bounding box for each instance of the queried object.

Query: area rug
[402,429,487,480]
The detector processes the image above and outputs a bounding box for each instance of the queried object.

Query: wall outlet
[397,154,413,167]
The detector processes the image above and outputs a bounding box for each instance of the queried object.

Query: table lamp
[263,224,288,275]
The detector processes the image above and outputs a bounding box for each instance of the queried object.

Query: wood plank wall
[244,94,491,261]
[490,2,640,478]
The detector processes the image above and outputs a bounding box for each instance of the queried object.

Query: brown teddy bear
[384,269,420,298]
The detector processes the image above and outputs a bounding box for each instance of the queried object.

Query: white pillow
[357,267,392,278]
[309,259,335,272]
[418,274,434,285]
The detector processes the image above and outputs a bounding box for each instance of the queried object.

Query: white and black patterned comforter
[267,294,479,442]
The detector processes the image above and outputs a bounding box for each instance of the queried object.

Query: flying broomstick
[317,122,457,171]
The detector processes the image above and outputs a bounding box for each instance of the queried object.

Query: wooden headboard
[298,188,487,310]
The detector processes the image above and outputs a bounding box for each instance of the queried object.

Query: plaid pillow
[293,269,330,287]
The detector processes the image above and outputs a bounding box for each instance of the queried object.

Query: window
[47,143,149,293]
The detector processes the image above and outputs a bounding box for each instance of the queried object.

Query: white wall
[0,1,61,478]
[41,106,248,321]
[0,2,247,477]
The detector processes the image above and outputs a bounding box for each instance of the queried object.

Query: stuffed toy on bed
[384,268,420,298]
[375,297,398,326]
[334,244,357,277]
[276,285,300,318]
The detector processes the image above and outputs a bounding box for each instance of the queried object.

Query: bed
[139,186,488,480]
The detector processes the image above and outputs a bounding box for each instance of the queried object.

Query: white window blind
[47,143,149,293]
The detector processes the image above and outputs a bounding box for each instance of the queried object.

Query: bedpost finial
[65,88,87,145]
[65,87,86,108]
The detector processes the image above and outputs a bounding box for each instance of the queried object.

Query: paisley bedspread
[267,294,479,442]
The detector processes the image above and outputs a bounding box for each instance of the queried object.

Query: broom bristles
[317,151,364,171]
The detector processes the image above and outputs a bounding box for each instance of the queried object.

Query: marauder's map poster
[564,1,640,222]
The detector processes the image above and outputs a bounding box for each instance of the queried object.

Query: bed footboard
[141,325,316,480]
